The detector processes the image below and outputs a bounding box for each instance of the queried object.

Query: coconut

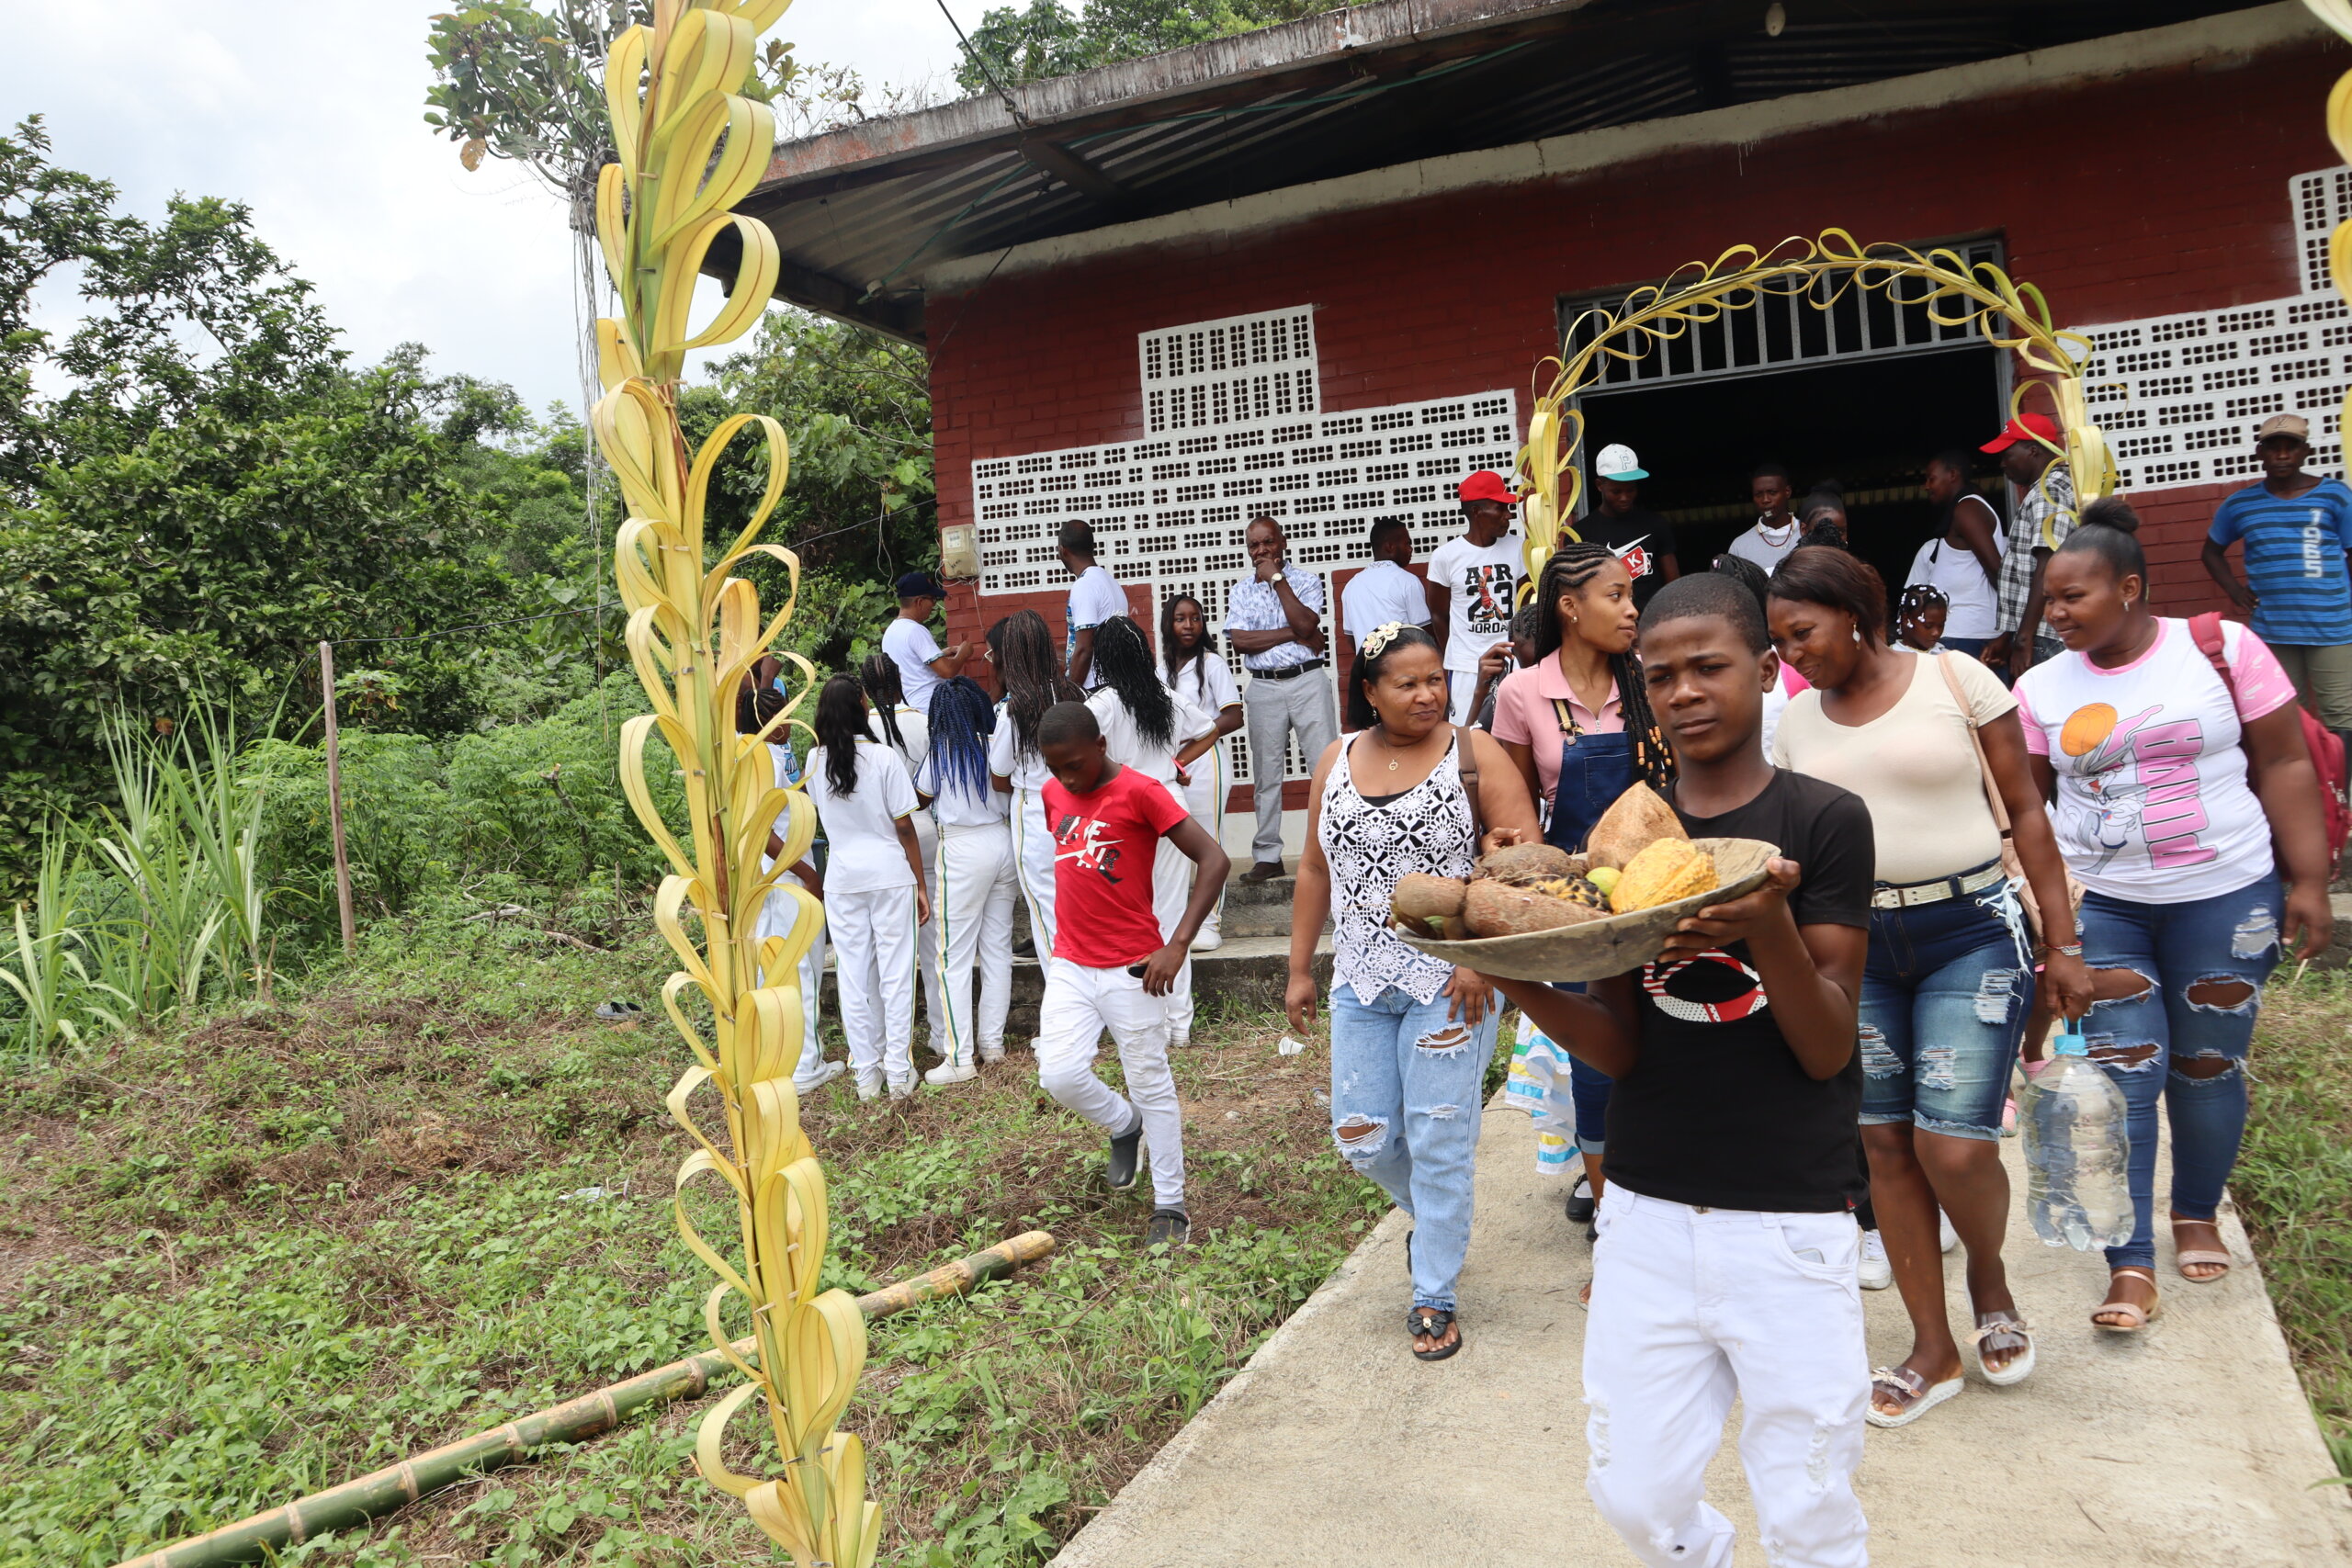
[1583,782,1689,871]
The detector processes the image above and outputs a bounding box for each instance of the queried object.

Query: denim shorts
[1858,876,2033,1140]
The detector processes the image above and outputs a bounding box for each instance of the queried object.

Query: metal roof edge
[919,0,2326,295]
[756,0,1597,187]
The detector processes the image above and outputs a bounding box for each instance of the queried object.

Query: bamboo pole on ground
[112,1232,1057,1568]
[318,640,356,955]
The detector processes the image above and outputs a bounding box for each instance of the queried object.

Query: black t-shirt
[1603,769,1876,1213]
[1575,510,1679,609]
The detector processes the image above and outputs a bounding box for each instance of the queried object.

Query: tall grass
[0,834,124,1063]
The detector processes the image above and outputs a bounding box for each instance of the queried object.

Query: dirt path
[1049,1100,2352,1567]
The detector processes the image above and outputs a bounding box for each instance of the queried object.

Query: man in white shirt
[1339,516,1437,665]
[1427,470,1527,723]
[1725,462,1803,572]
[880,572,966,717]
[1058,522,1128,689]
[1224,515,1335,883]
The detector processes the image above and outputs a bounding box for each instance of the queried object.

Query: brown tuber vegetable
[1474,843,1580,885]
[1463,878,1612,937]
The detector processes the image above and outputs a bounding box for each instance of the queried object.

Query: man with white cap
[1430,470,1528,723]
[2202,412,2352,731]
[1574,444,1680,612]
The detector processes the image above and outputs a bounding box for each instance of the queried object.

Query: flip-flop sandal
[1971,1310,2035,1386]
[1408,1306,1462,1361]
[1866,1365,1962,1428]
[2093,1268,2162,1332]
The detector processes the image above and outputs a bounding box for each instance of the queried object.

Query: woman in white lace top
[1286,622,1539,1361]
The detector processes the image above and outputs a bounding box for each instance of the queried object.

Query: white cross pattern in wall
[971,306,1519,788]
[2070,164,2350,489]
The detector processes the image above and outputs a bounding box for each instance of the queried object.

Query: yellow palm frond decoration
[1520,231,2114,588]
[587,3,877,1563]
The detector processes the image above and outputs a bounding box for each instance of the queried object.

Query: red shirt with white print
[1043,765,1193,967]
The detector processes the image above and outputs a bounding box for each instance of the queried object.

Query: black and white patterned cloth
[1317,733,1477,1005]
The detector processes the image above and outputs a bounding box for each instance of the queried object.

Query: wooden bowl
[1394,838,1781,983]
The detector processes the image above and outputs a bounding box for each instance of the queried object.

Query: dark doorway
[1577,347,2004,596]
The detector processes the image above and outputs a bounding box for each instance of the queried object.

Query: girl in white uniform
[986,609,1083,955]
[1159,593,1244,953]
[807,674,931,1099]
[862,653,946,1066]
[916,677,1019,1084]
[741,679,842,1091]
[1085,616,1217,1047]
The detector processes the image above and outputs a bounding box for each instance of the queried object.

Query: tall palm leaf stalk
[585,4,875,1563]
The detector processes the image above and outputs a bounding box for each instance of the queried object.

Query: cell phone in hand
[1126,964,1148,978]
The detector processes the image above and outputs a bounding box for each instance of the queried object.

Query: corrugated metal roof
[732,0,2271,343]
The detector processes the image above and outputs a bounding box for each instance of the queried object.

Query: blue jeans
[1330,981,1498,1312]
[2078,875,2283,1272]
[1859,877,2033,1140]
[1940,635,1990,660]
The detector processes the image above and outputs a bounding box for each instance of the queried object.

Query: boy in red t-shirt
[1036,702,1231,1245]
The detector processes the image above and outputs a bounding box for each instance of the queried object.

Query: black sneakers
[1147,1207,1191,1247]
[1107,1121,1143,1190]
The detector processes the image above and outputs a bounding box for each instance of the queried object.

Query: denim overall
[1545,700,1632,1156]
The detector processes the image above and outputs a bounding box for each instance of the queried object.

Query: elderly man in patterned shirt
[1982,411,2078,684]
[1224,514,1335,883]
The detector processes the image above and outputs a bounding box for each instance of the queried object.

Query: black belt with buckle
[1250,659,1327,681]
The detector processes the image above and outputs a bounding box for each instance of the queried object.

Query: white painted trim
[924,3,2326,293]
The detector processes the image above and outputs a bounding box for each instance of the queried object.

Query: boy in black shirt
[1484,572,1874,1568]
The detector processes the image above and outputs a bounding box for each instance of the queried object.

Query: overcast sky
[9,1,988,418]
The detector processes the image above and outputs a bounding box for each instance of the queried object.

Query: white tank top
[1906,497,2004,639]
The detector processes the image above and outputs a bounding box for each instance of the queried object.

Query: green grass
[0,909,1375,1567]
[2232,967,2352,1482]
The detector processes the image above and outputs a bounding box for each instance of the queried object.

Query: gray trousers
[1243,668,1338,865]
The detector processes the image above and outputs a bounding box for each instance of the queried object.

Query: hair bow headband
[1360,621,1408,660]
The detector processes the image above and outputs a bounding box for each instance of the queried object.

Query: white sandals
[1971,1311,2035,1386]
[1866,1365,1963,1427]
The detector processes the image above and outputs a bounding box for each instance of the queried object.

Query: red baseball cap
[1458,470,1523,506]
[1981,412,2062,455]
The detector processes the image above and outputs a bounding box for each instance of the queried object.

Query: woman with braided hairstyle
[987,610,1084,955]
[862,651,945,1066]
[917,675,1018,1084]
[1490,540,1675,1229]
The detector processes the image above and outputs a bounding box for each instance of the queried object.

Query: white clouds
[6,1,984,416]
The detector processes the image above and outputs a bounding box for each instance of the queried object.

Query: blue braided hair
[927,676,995,806]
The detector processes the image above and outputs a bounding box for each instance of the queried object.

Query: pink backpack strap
[2188,612,2238,712]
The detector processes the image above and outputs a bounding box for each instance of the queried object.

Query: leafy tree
[956,0,1351,92]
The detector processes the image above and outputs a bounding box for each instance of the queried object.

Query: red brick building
[740,1,2347,803]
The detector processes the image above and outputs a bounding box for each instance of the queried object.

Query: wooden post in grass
[319,640,356,955]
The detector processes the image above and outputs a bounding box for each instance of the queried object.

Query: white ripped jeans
[1583,1186,1871,1568]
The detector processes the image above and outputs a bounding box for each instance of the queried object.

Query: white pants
[1584,1188,1871,1568]
[828,884,919,1085]
[1151,778,1198,1043]
[1447,669,1484,726]
[1035,958,1185,1208]
[755,867,831,1089]
[912,813,945,1059]
[1182,747,1226,942]
[934,820,1018,1068]
[1012,783,1057,955]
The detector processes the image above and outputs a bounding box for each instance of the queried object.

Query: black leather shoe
[1107,1122,1143,1190]
[1565,1172,1596,1224]
[1146,1207,1191,1247]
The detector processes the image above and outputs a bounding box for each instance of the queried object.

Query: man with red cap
[1981,412,2075,683]
[1430,470,1528,722]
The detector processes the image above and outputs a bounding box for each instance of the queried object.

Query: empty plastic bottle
[2020,1026,2134,1251]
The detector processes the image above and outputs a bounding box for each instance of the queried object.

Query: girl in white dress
[1159,593,1244,952]
[917,677,1019,1083]
[862,652,946,1066]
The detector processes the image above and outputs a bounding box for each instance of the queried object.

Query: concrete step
[1218,871,1321,939]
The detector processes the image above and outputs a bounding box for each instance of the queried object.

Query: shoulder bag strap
[1935,651,2013,837]
[1453,724,1486,850]
[2188,612,2239,712]
[1552,697,1584,740]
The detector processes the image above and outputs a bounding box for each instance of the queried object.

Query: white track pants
[1035,958,1185,1208]
[828,884,918,1086]
[1182,747,1226,943]
[912,813,945,1060]
[1583,1188,1871,1568]
[1012,783,1057,954]
[1152,778,1198,1044]
[934,821,1018,1069]
[755,868,831,1089]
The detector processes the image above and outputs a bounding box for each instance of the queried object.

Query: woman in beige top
[1768,546,2090,1430]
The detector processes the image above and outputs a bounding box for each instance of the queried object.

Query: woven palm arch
[1512,231,2119,592]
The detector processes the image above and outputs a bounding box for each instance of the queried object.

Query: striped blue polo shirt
[2207,476,2352,647]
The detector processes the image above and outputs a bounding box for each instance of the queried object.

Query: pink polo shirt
[1490,658,1624,807]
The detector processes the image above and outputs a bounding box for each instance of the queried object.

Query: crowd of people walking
[744,407,2340,1566]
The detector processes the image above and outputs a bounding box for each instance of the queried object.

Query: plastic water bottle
[2020,1027,2134,1251]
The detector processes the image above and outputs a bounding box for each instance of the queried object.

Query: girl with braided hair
[917,675,1018,1084]
[1490,539,1675,1224]
[1895,581,1952,654]
[987,609,1084,954]
[1087,615,1218,1046]
[862,651,945,1065]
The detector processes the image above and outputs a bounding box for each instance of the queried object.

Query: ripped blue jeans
[1330,981,1498,1313]
[2078,874,2282,1273]
[1858,876,2033,1141]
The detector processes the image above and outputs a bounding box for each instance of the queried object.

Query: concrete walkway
[1053,1099,2352,1568]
